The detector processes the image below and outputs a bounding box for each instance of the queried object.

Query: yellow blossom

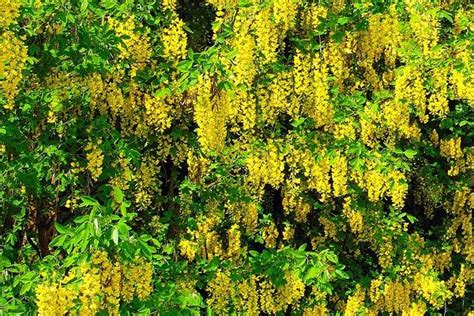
[161,16,188,61]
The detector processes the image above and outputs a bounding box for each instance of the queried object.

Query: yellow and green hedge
[0,0,472,314]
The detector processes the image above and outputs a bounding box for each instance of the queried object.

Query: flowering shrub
[0,0,473,314]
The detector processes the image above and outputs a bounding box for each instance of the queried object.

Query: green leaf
[80,0,89,13]
[238,0,252,7]
[407,214,417,224]
[337,16,350,25]
[207,257,220,271]
[154,88,172,98]
[291,118,305,128]
[217,80,232,91]
[177,60,193,72]
[437,10,453,23]
[112,228,119,245]
[331,31,345,43]
[49,235,66,247]
[113,186,124,204]
[55,222,69,234]
[100,0,117,9]
[326,252,338,264]
[80,196,99,207]
[304,266,319,281]
[404,149,418,159]
[117,222,130,239]
[335,269,349,279]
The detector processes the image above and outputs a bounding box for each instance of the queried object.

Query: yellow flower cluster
[87,73,106,114]
[262,222,279,249]
[179,239,198,261]
[227,224,242,258]
[450,56,474,103]
[233,89,256,130]
[413,271,452,309]
[330,0,345,13]
[245,202,259,233]
[87,72,146,131]
[205,0,238,11]
[109,152,133,191]
[294,51,333,127]
[259,279,276,313]
[36,281,76,316]
[109,17,152,67]
[272,0,300,33]
[331,153,348,197]
[428,67,449,117]
[0,31,28,110]
[282,223,295,241]
[358,9,401,88]
[319,216,338,240]
[254,7,279,65]
[78,264,102,315]
[303,305,327,315]
[324,40,349,89]
[333,120,356,141]
[105,80,125,124]
[247,141,285,190]
[208,271,305,315]
[122,257,153,301]
[207,270,232,314]
[406,1,439,56]
[440,137,463,159]
[344,285,365,316]
[301,3,327,31]
[383,99,410,138]
[453,8,470,35]
[451,187,470,214]
[161,16,188,61]
[369,278,412,314]
[187,213,225,260]
[234,275,259,314]
[35,251,153,315]
[85,142,104,182]
[0,0,20,28]
[394,66,427,123]
[259,71,296,122]
[144,94,173,133]
[162,0,176,10]
[352,159,409,209]
[381,280,411,313]
[451,264,472,298]
[360,104,383,147]
[270,272,305,312]
[364,262,465,314]
[133,154,162,208]
[283,187,311,223]
[187,151,210,184]
[229,16,256,86]
[403,301,428,316]
[343,197,364,234]
[293,49,310,99]
[378,237,393,269]
[193,76,230,153]
[363,168,386,203]
[388,170,408,209]
[298,150,331,202]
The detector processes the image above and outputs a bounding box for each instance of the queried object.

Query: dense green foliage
[0,0,473,315]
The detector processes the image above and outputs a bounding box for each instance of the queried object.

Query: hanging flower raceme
[35,251,153,315]
[0,31,27,110]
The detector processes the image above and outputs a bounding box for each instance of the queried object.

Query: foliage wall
[0,0,473,314]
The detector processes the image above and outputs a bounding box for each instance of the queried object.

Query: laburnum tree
[0,0,473,315]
